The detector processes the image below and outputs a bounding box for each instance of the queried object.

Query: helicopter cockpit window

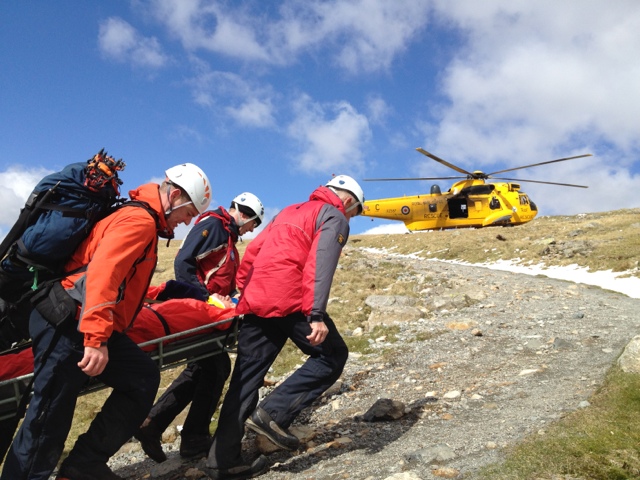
[519,195,529,205]
[489,196,500,210]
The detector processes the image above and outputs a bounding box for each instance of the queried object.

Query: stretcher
[0,316,240,424]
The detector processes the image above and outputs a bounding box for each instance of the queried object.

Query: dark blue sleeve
[157,280,207,301]
[174,216,228,299]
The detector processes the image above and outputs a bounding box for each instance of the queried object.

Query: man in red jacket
[1,163,211,480]
[204,175,364,480]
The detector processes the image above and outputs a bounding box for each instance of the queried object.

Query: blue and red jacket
[174,207,240,299]
[236,186,349,319]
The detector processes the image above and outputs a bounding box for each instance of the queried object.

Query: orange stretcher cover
[0,296,236,381]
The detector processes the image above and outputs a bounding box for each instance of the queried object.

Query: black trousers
[1,310,160,480]
[147,353,231,437]
[207,312,348,469]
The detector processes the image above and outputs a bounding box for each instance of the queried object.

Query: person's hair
[162,180,192,202]
[231,202,259,225]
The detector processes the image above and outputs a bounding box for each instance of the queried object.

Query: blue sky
[1,1,639,240]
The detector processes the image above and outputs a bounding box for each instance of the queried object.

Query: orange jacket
[61,183,168,348]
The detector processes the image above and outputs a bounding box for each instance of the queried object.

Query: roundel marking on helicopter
[401,205,410,215]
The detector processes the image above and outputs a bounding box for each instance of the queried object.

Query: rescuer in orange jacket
[1,163,212,480]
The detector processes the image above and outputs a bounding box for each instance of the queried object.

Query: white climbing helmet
[232,192,265,226]
[326,175,365,215]
[165,163,212,213]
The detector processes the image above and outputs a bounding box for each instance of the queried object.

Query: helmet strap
[345,198,361,214]
[164,187,174,216]
[164,184,193,216]
[239,215,257,228]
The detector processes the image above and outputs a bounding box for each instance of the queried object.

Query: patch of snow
[358,247,640,299]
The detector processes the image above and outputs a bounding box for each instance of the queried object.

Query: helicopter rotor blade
[363,176,466,182]
[492,177,589,188]
[487,154,592,176]
[416,148,475,176]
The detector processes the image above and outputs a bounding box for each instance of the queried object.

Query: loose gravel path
[101,252,640,480]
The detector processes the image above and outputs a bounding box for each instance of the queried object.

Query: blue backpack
[0,150,131,350]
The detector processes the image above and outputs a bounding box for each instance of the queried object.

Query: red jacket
[61,183,168,348]
[236,186,350,319]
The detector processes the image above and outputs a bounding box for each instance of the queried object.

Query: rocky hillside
[98,209,640,480]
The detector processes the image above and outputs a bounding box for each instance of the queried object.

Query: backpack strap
[112,200,161,230]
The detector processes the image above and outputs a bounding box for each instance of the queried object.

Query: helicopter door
[447,197,468,219]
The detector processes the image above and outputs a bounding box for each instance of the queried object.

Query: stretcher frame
[0,316,240,423]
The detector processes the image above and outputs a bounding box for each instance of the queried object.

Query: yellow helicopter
[361,148,592,231]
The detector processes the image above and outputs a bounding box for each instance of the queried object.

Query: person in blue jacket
[135,193,264,463]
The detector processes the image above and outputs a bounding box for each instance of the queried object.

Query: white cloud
[519,162,640,216]
[98,17,169,68]
[366,95,391,125]
[299,0,430,73]
[147,0,430,73]
[287,95,371,174]
[170,125,206,144]
[0,166,53,240]
[423,1,640,163]
[149,0,273,62]
[226,98,276,128]
[187,68,276,127]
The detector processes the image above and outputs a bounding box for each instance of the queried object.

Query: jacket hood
[308,186,346,215]
[129,183,170,235]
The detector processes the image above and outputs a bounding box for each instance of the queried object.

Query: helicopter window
[519,195,529,205]
[459,184,495,196]
[429,204,437,212]
[490,197,500,210]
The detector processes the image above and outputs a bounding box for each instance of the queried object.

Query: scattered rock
[618,335,640,373]
[362,398,406,421]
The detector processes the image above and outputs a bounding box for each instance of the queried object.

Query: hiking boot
[245,407,300,451]
[180,433,213,458]
[133,418,167,463]
[56,461,123,480]
[203,455,268,480]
